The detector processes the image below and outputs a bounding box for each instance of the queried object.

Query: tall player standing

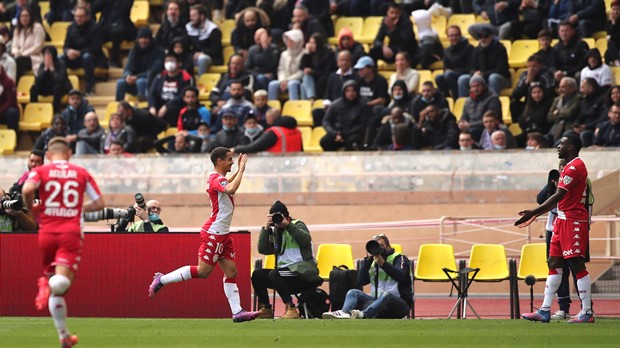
[148,147,261,322]
[23,137,105,347]
[515,134,594,323]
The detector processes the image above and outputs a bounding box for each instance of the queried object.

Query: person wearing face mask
[154,0,188,50]
[177,86,212,135]
[490,130,507,150]
[240,114,264,144]
[231,109,302,154]
[478,111,516,150]
[205,109,248,153]
[127,200,169,233]
[409,81,449,128]
[322,234,412,319]
[148,52,194,127]
[386,80,414,115]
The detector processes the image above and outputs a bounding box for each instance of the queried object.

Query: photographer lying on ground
[322,234,412,319]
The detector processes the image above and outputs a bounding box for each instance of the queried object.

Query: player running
[148,147,260,322]
[23,137,105,347]
[515,134,594,323]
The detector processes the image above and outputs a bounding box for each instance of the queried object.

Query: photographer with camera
[251,200,321,319]
[0,187,37,232]
[127,199,168,233]
[322,234,412,319]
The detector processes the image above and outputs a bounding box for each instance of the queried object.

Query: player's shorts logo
[574,234,580,239]
[575,248,581,253]
[574,227,580,231]
[574,241,580,246]
[562,249,574,256]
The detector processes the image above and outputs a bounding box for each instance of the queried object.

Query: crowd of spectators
[0,0,619,156]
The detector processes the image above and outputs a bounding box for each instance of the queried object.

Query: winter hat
[137,26,152,39]
[469,75,487,86]
[269,200,289,217]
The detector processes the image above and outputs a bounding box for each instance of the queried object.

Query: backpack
[328,265,360,311]
[298,288,330,319]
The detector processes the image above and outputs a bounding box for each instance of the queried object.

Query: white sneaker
[551,310,567,319]
[350,309,365,319]
[322,310,350,319]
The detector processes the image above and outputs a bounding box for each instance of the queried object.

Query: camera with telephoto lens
[365,240,383,256]
[271,212,284,225]
[83,208,130,222]
[0,192,24,214]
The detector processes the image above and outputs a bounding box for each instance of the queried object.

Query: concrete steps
[593,264,620,294]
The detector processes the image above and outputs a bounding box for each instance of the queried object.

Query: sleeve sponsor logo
[563,175,573,185]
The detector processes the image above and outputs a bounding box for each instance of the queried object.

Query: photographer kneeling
[0,187,37,232]
[323,234,412,319]
[127,200,169,233]
[252,201,321,319]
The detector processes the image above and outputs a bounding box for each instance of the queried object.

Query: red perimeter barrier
[0,232,251,318]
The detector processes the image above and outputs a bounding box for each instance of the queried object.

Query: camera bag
[328,265,360,311]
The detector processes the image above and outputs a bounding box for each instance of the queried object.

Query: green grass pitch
[2,317,619,347]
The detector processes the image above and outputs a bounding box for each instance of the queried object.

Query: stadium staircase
[593,263,620,294]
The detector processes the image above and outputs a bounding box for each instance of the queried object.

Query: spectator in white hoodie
[267,29,304,100]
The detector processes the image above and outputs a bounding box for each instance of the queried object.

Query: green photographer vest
[275,219,320,282]
[369,252,401,298]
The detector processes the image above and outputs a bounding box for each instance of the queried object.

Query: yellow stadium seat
[509,40,539,68]
[378,70,393,80]
[47,21,71,50]
[328,17,363,45]
[475,14,490,24]
[131,1,149,27]
[447,14,475,38]
[316,243,354,279]
[0,129,16,155]
[40,1,50,18]
[453,97,466,118]
[359,16,383,44]
[263,254,276,269]
[596,38,608,57]
[305,126,325,153]
[19,102,54,132]
[299,126,312,149]
[196,73,221,100]
[418,69,432,86]
[209,46,235,74]
[446,96,454,111]
[508,123,522,137]
[68,75,79,90]
[282,100,312,127]
[220,20,235,47]
[17,75,35,104]
[500,40,511,58]
[499,96,511,124]
[613,67,620,85]
[391,243,402,254]
[468,244,510,282]
[312,99,323,110]
[431,15,446,37]
[267,99,281,110]
[517,243,548,280]
[583,37,595,48]
[101,101,120,129]
[157,127,178,139]
[413,244,457,318]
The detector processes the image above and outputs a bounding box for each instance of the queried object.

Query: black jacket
[324,71,357,102]
[357,249,413,310]
[372,116,419,150]
[61,100,95,135]
[420,108,459,150]
[511,68,555,102]
[535,47,558,71]
[155,17,187,50]
[64,20,105,58]
[124,40,164,85]
[443,38,474,75]
[409,92,449,124]
[553,36,589,77]
[576,92,605,131]
[233,116,299,153]
[125,106,167,140]
[148,69,194,110]
[520,97,553,134]
[245,43,279,76]
[205,127,248,152]
[594,121,620,147]
[373,14,418,60]
[471,39,511,79]
[322,81,368,138]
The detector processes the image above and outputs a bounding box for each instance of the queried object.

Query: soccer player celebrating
[515,134,594,323]
[23,137,105,347]
[148,147,260,322]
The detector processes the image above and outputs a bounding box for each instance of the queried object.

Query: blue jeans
[115,77,148,101]
[268,79,300,100]
[342,289,410,319]
[64,52,95,92]
[254,74,273,92]
[75,140,100,155]
[300,74,316,99]
[457,73,510,98]
[435,70,463,99]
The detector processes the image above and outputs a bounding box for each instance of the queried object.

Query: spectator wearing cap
[232,110,302,154]
[71,111,105,155]
[61,89,95,135]
[368,3,418,67]
[0,40,15,82]
[154,0,188,50]
[435,25,474,99]
[177,86,212,135]
[457,24,510,98]
[11,6,45,82]
[205,109,248,152]
[63,5,107,95]
[245,28,279,92]
[354,55,389,147]
[535,29,558,71]
[30,45,72,112]
[115,26,165,102]
[580,48,614,89]
[92,0,137,67]
[552,21,589,83]
[458,75,502,141]
[0,64,18,132]
[148,52,194,127]
[186,3,223,75]
[252,89,271,128]
[212,80,254,132]
[267,29,304,101]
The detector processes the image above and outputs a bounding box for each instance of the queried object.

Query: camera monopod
[525,275,537,312]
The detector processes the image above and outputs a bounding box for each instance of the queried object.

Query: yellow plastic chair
[612,67,620,85]
[0,129,17,155]
[391,243,402,254]
[209,46,235,74]
[131,1,149,27]
[517,243,548,280]
[508,123,522,137]
[299,126,312,149]
[311,99,323,110]
[305,126,325,153]
[596,38,608,58]
[68,75,79,90]
[509,40,539,68]
[219,20,235,47]
[499,96,511,124]
[264,254,276,270]
[468,244,510,281]
[316,243,354,279]
[282,100,313,127]
[453,97,466,118]
[101,101,120,129]
[267,99,281,110]
[359,16,383,44]
[500,39,511,58]
[431,15,446,38]
[16,75,35,104]
[418,69,433,86]
[447,14,475,38]
[414,244,457,281]
[19,102,54,132]
[196,73,221,100]
[378,70,394,80]
[446,96,454,111]
[328,17,363,45]
[47,21,71,50]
